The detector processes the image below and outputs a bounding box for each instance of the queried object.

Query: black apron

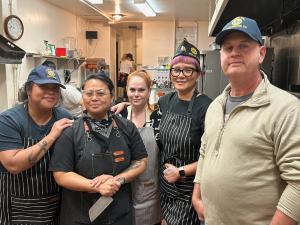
[59,117,132,225]
[0,105,60,225]
[159,92,201,225]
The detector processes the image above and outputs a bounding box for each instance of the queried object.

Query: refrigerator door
[203,50,228,100]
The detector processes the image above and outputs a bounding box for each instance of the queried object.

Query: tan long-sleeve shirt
[195,73,300,225]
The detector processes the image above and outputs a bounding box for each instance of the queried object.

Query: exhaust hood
[0,34,26,64]
[210,0,300,37]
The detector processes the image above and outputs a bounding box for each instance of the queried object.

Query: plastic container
[55,47,66,57]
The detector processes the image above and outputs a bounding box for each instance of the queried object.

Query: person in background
[41,61,82,118]
[97,58,109,76]
[0,65,73,225]
[192,16,300,225]
[122,70,162,225]
[126,53,135,70]
[49,74,148,225]
[60,70,83,118]
[119,53,135,101]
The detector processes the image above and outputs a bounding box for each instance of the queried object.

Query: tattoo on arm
[123,158,147,172]
[27,140,48,163]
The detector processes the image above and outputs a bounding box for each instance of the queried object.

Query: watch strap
[179,166,186,177]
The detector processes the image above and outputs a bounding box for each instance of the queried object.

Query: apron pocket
[92,153,114,176]
[10,193,60,225]
[132,179,158,204]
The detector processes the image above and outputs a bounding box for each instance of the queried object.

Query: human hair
[127,53,134,61]
[170,55,201,72]
[126,70,152,90]
[42,60,57,70]
[81,73,114,95]
[126,70,157,111]
[18,82,33,102]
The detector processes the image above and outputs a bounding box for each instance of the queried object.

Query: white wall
[0,0,88,110]
[142,21,175,67]
[110,27,116,95]
[0,0,213,110]
[197,21,215,51]
[136,29,142,66]
[0,0,119,110]
[119,28,136,60]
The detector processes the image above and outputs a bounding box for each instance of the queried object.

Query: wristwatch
[179,166,186,178]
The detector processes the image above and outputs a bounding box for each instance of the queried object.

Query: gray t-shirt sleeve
[0,109,24,150]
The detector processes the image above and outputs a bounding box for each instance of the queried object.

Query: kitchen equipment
[88,196,113,222]
[0,34,25,64]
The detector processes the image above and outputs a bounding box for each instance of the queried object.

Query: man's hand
[192,183,205,222]
[163,163,180,183]
[269,210,297,225]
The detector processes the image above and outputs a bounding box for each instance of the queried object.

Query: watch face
[4,15,24,41]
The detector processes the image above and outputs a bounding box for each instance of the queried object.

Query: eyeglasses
[170,68,198,77]
[83,90,111,98]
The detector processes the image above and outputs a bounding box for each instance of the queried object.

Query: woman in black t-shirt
[49,74,148,225]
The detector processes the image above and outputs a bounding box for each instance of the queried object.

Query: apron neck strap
[187,90,198,116]
[170,90,198,117]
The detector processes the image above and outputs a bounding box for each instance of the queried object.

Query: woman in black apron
[49,74,148,225]
[0,65,73,225]
[156,39,212,225]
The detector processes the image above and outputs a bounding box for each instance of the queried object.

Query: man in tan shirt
[192,16,300,225]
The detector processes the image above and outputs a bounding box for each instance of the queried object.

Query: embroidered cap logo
[227,17,247,29]
[191,47,198,57]
[46,69,57,80]
[180,46,186,52]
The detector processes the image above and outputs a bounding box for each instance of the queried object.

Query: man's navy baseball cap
[215,16,263,46]
[26,65,65,89]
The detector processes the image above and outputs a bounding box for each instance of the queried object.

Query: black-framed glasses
[170,68,198,77]
[83,89,110,98]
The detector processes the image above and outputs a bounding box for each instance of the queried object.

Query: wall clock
[4,15,24,41]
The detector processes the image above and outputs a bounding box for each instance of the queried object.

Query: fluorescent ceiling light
[112,14,125,21]
[86,0,103,4]
[80,0,112,21]
[134,0,156,17]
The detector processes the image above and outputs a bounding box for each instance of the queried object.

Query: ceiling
[46,0,210,28]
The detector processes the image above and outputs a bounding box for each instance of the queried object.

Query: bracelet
[38,140,48,153]
[117,177,126,186]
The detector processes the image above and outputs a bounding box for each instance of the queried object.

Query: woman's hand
[161,219,168,225]
[163,163,180,183]
[90,175,114,188]
[48,118,73,140]
[193,197,205,221]
[111,102,130,114]
[95,177,121,197]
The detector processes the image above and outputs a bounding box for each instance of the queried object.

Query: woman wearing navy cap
[0,65,73,225]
